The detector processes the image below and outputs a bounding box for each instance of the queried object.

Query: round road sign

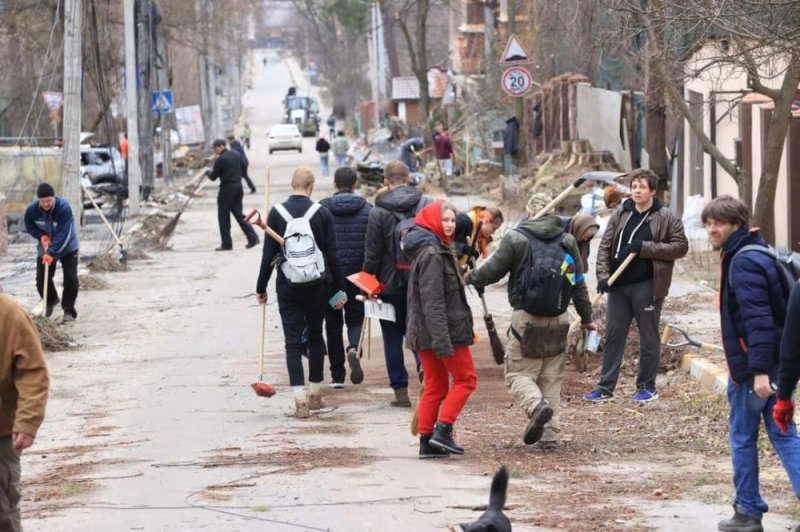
[502,67,533,97]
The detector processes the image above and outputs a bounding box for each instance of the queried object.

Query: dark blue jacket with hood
[320,191,372,276]
[720,228,788,383]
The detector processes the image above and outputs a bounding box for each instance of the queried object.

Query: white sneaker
[329,381,345,389]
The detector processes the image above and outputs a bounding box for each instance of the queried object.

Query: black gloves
[629,240,642,254]
[597,278,610,294]
[467,247,481,260]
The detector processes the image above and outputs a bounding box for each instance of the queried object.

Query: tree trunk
[645,0,668,197]
[379,0,400,77]
[416,0,430,123]
[752,62,800,244]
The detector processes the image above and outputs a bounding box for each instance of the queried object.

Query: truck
[283,95,320,137]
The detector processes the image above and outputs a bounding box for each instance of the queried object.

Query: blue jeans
[319,153,329,177]
[336,155,347,168]
[377,293,419,389]
[727,378,800,519]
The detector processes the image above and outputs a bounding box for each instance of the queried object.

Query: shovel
[40,258,50,317]
[81,182,128,265]
[530,176,588,220]
[569,252,637,330]
[251,166,276,398]
[661,324,723,354]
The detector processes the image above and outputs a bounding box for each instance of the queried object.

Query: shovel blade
[251,382,276,398]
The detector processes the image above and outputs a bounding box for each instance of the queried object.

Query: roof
[392,70,449,100]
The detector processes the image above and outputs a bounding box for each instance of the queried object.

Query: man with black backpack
[700,195,800,532]
[465,193,596,449]
[363,160,430,407]
[255,167,346,419]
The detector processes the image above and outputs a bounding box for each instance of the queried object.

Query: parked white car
[268,124,303,154]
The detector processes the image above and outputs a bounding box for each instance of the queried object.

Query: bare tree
[606,0,800,243]
[395,0,433,122]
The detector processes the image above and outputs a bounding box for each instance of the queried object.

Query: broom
[251,167,276,398]
[466,220,506,365]
[157,167,214,247]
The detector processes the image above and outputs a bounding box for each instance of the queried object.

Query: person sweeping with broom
[403,201,477,458]
[465,192,596,450]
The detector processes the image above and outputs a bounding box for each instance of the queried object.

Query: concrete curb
[681,353,728,394]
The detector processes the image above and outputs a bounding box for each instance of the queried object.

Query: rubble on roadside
[77,272,109,290]
[31,315,77,350]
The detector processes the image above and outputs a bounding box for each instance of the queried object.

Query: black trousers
[324,282,365,383]
[217,185,258,249]
[277,280,328,387]
[36,250,79,317]
[242,175,256,192]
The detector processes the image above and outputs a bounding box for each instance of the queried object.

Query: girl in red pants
[403,201,477,457]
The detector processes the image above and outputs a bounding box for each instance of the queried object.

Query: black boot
[429,422,464,455]
[523,400,554,445]
[717,505,763,532]
[419,434,449,459]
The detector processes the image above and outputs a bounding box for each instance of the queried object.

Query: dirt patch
[88,254,126,273]
[453,341,792,530]
[77,272,109,290]
[202,446,374,474]
[30,315,77,350]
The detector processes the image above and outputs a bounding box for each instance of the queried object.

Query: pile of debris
[31,315,76,350]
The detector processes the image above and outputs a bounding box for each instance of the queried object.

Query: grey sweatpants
[597,279,663,394]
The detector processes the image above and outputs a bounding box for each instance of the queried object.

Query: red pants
[418,346,477,435]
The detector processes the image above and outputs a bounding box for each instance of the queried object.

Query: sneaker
[45,297,60,318]
[347,347,364,384]
[633,387,659,403]
[329,381,345,389]
[61,313,76,324]
[583,389,614,402]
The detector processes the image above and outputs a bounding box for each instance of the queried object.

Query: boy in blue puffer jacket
[702,195,800,532]
[24,183,80,322]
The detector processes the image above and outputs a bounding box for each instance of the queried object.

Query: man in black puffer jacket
[320,167,373,387]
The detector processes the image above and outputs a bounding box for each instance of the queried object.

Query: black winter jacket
[403,227,474,357]
[778,281,800,399]
[256,195,344,293]
[207,149,246,187]
[320,191,372,276]
[363,186,426,295]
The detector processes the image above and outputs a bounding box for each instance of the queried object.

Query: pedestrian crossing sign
[151,90,174,113]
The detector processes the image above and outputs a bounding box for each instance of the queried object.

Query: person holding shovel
[583,169,688,403]
[404,201,477,457]
[465,193,595,449]
[255,167,346,418]
[24,183,80,322]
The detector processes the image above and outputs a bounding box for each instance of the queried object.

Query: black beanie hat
[37,183,55,198]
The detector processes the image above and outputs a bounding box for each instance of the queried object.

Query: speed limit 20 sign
[502,67,533,97]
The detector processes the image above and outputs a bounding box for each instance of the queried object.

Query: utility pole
[137,0,154,200]
[124,0,142,214]
[154,1,172,185]
[507,0,526,167]
[483,0,495,86]
[60,0,82,219]
[369,3,380,131]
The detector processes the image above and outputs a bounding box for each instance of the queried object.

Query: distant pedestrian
[331,131,350,168]
[584,169,687,403]
[326,113,336,139]
[400,137,424,172]
[434,128,454,177]
[320,167,372,387]
[701,196,800,532]
[242,123,252,150]
[24,183,80,323]
[466,193,595,449]
[454,206,504,265]
[206,139,260,251]
[404,201,477,458]
[363,160,430,407]
[0,293,50,531]
[119,133,129,160]
[315,136,331,177]
[227,136,257,194]
[256,167,345,418]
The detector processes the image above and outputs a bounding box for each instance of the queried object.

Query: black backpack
[515,228,573,317]
[392,197,431,286]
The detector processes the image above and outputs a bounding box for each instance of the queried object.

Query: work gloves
[597,278,610,294]
[629,240,643,254]
[42,254,54,266]
[773,398,795,434]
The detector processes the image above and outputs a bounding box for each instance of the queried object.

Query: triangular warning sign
[155,94,171,111]
[500,35,532,65]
